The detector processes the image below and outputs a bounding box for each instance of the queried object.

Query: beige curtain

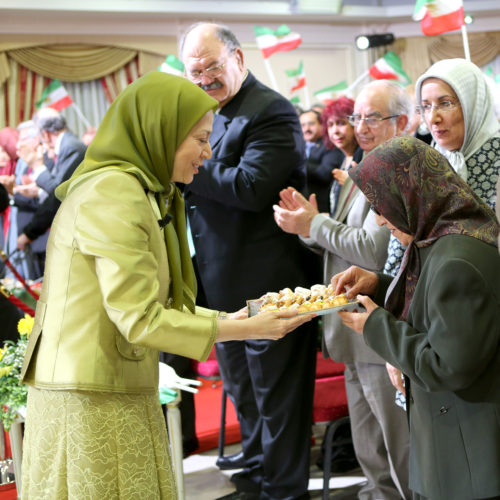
[392,31,500,85]
[7,44,137,82]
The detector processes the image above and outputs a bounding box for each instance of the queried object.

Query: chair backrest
[316,352,345,379]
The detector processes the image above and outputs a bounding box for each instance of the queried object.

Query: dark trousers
[216,322,317,500]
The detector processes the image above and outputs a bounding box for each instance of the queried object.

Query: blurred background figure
[81,126,97,146]
[300,108,344,214]
[0,127,19,257]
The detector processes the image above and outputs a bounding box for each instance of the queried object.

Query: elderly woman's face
[420,78,465,152]
[374,213,414,247]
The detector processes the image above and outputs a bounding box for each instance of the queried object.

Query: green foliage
[0,316,32,431]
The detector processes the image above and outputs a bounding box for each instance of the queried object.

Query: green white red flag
[369,52,411,86]
[285,61,306,93]
[254,25,302,59]
[313,81,348,103]
[413,0,464,36]
[158,55,184,76]
[36,80,73,111]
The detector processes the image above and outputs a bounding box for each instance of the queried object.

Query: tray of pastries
[247,284,360,317]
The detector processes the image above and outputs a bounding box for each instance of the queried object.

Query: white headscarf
[415,58,500,181]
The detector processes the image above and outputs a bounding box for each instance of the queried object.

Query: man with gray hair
[17,108,86,251]
[341,78,412,499]
[180,22,316,500]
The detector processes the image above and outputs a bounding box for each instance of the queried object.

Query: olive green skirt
[21,387,176,499]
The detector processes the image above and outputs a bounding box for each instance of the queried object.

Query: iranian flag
[313,81,348,103]
[285,61,306,93]
[413,0,464,36]
[369,52,411,86]
[36,80,73,111]
[254,25,302,59]
[158,55,184,76]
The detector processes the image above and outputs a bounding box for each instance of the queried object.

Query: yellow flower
[0,347,6,362]
[0,366,13,378]
[18,314,35,337]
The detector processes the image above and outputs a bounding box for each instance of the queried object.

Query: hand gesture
[337,294,377,334]
[386,363,405,395]
[332,168,348,186]
[273,187,318,238]
[330,265,378,299]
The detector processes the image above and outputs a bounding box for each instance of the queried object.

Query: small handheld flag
[285,61,306,93]
[158,55,185,76]
[36,80,73,111]
[413,0,464,36]
[369,52,411,86]
[254,25,302,59]
[313,81,348,103]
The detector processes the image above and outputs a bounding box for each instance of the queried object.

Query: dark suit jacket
[35,131,86,195]
[305,141,344,213]
[185,71,309,310]
[0,183,8,212]
[23,136,86,240]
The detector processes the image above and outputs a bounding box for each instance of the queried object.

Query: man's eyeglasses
[187,63,226,83]
[417,101,460,114]
[347,114,400,128]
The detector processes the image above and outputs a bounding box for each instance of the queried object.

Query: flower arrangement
[0,314,33,431]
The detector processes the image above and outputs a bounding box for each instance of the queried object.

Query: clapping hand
[273,187,319,238]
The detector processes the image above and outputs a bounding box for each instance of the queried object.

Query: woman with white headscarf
[415,58,500,209]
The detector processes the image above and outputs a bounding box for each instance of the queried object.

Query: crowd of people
[0,20,499,500]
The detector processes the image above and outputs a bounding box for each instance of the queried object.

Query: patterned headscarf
[349,135,499,319]
[415,58,500,181]
[56,72,218,313]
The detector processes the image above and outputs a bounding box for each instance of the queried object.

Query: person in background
[20,72,313,500]
[273,92,405,500]
[329,79,413,500]
[181,22,316,499]
[273,97,389,480]
[3,122,48,280]
[300,108,344,214]
[334,135,500,500]
[415,58,499,210]
[17,109,86,252]
[0,128,19,253]
[81,126,97,146]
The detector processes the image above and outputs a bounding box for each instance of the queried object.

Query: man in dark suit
[299,109,344,214]
[16,109,86,252]
[181,22,317,500]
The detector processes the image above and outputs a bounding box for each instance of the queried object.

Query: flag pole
[263,58,280,92]
[71,103,92,130]
[460,25,471,61]
[346,70,369,95]
[303,84,311,109]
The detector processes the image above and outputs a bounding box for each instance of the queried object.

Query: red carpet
[194,378,241,454]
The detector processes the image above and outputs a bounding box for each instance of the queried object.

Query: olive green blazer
[22,171,217,394]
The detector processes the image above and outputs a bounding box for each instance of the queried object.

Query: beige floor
[183,425,367,500]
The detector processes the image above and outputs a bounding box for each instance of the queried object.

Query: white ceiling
[1,0,499,24]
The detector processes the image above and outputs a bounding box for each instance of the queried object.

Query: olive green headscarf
[56,72,218,313]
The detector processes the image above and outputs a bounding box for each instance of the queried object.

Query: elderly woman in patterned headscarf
[19,72,313,500]
[331,136,500,500]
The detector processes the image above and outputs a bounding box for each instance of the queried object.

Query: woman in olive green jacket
[333,136,500,500]
[20,72,313,500]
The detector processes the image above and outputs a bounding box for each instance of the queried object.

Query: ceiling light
[355,33,395,51]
